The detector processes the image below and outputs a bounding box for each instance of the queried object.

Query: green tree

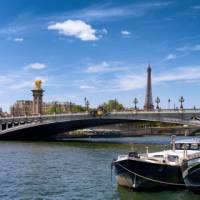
[71,104,85,113]
[101,99,124,112]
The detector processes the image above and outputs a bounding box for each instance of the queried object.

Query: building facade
[10,100,33,116]
[43,101,73,114]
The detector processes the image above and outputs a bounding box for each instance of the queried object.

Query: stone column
[31,80,44,115]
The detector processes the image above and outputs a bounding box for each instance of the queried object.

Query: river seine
[0,136,199,199]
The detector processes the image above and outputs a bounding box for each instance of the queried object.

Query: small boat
[112,136,200,191]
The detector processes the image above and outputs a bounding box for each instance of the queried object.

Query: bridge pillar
[0,123,2,131]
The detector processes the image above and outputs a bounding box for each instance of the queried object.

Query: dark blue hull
[183,162,200,194]
[114,158,185,190]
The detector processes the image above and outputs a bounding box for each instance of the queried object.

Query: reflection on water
[0,136,199,199]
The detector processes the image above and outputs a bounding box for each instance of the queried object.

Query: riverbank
[54,126,200,139]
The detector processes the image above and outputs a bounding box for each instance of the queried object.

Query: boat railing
[118,155,128,159]
[187,152,200,160]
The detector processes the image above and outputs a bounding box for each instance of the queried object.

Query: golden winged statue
[35,80,42,90]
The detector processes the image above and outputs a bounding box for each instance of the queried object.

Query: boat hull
[183,161,200,194]
[114,158,185,190]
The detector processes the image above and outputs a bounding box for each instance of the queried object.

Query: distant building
[10,100,74,116]
[10,100,32,116]
[43,101,73,114]
[0,107,4,117]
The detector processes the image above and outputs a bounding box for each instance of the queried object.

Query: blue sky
[0,0,200,111]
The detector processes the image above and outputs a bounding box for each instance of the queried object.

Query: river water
[0,136,200,200]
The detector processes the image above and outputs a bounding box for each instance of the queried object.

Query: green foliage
[42,103,85,114]
[100,99,124,112]
[71,104,85,113]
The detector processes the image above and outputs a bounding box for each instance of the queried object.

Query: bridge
[1,109,200,140]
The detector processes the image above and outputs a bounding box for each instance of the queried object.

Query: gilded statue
[35,80,42,90]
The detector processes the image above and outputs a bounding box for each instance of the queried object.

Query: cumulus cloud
[13,37,24,42]
[24,63,46,70]
[48,19,98,41]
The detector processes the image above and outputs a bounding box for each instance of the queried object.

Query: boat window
[175,143,200,150]
[190,143,199,150]
[128,152,139,158]
[168,155,178,162]
[175,143,181,150]
[175,143,190,150]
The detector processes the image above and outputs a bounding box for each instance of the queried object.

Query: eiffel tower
[144,64,154,111]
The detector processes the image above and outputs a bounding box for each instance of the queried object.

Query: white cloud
[121,30,131,36]
[8,80,32,90]
[85,61,127,74]
[118,75,146,90]
[13,37,24,42]
[48,19,98,41]
[162,53,177,61]
[101,28,108,34]
[8,76,50,91]
[116,66,200,91]
[155,67,200,83]
[80,85,95,89]
[24,63,47,70]
[70,2,173,20]
[0,75,16,84]
[177,44,200,52]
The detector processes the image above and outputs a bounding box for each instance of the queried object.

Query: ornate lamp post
[54,101,57,114]
[84,97,87,111]
[84,97,90,112]
[69,101,72,113]
[179,96,184,110]
[155,97,160,110]
[168,98,171,110]
[133,98,138,110]
[86,100,90,111]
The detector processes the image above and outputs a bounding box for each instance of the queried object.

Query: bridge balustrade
[1,110,200,133]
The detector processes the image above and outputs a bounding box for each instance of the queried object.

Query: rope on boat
[115,162,186,186]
